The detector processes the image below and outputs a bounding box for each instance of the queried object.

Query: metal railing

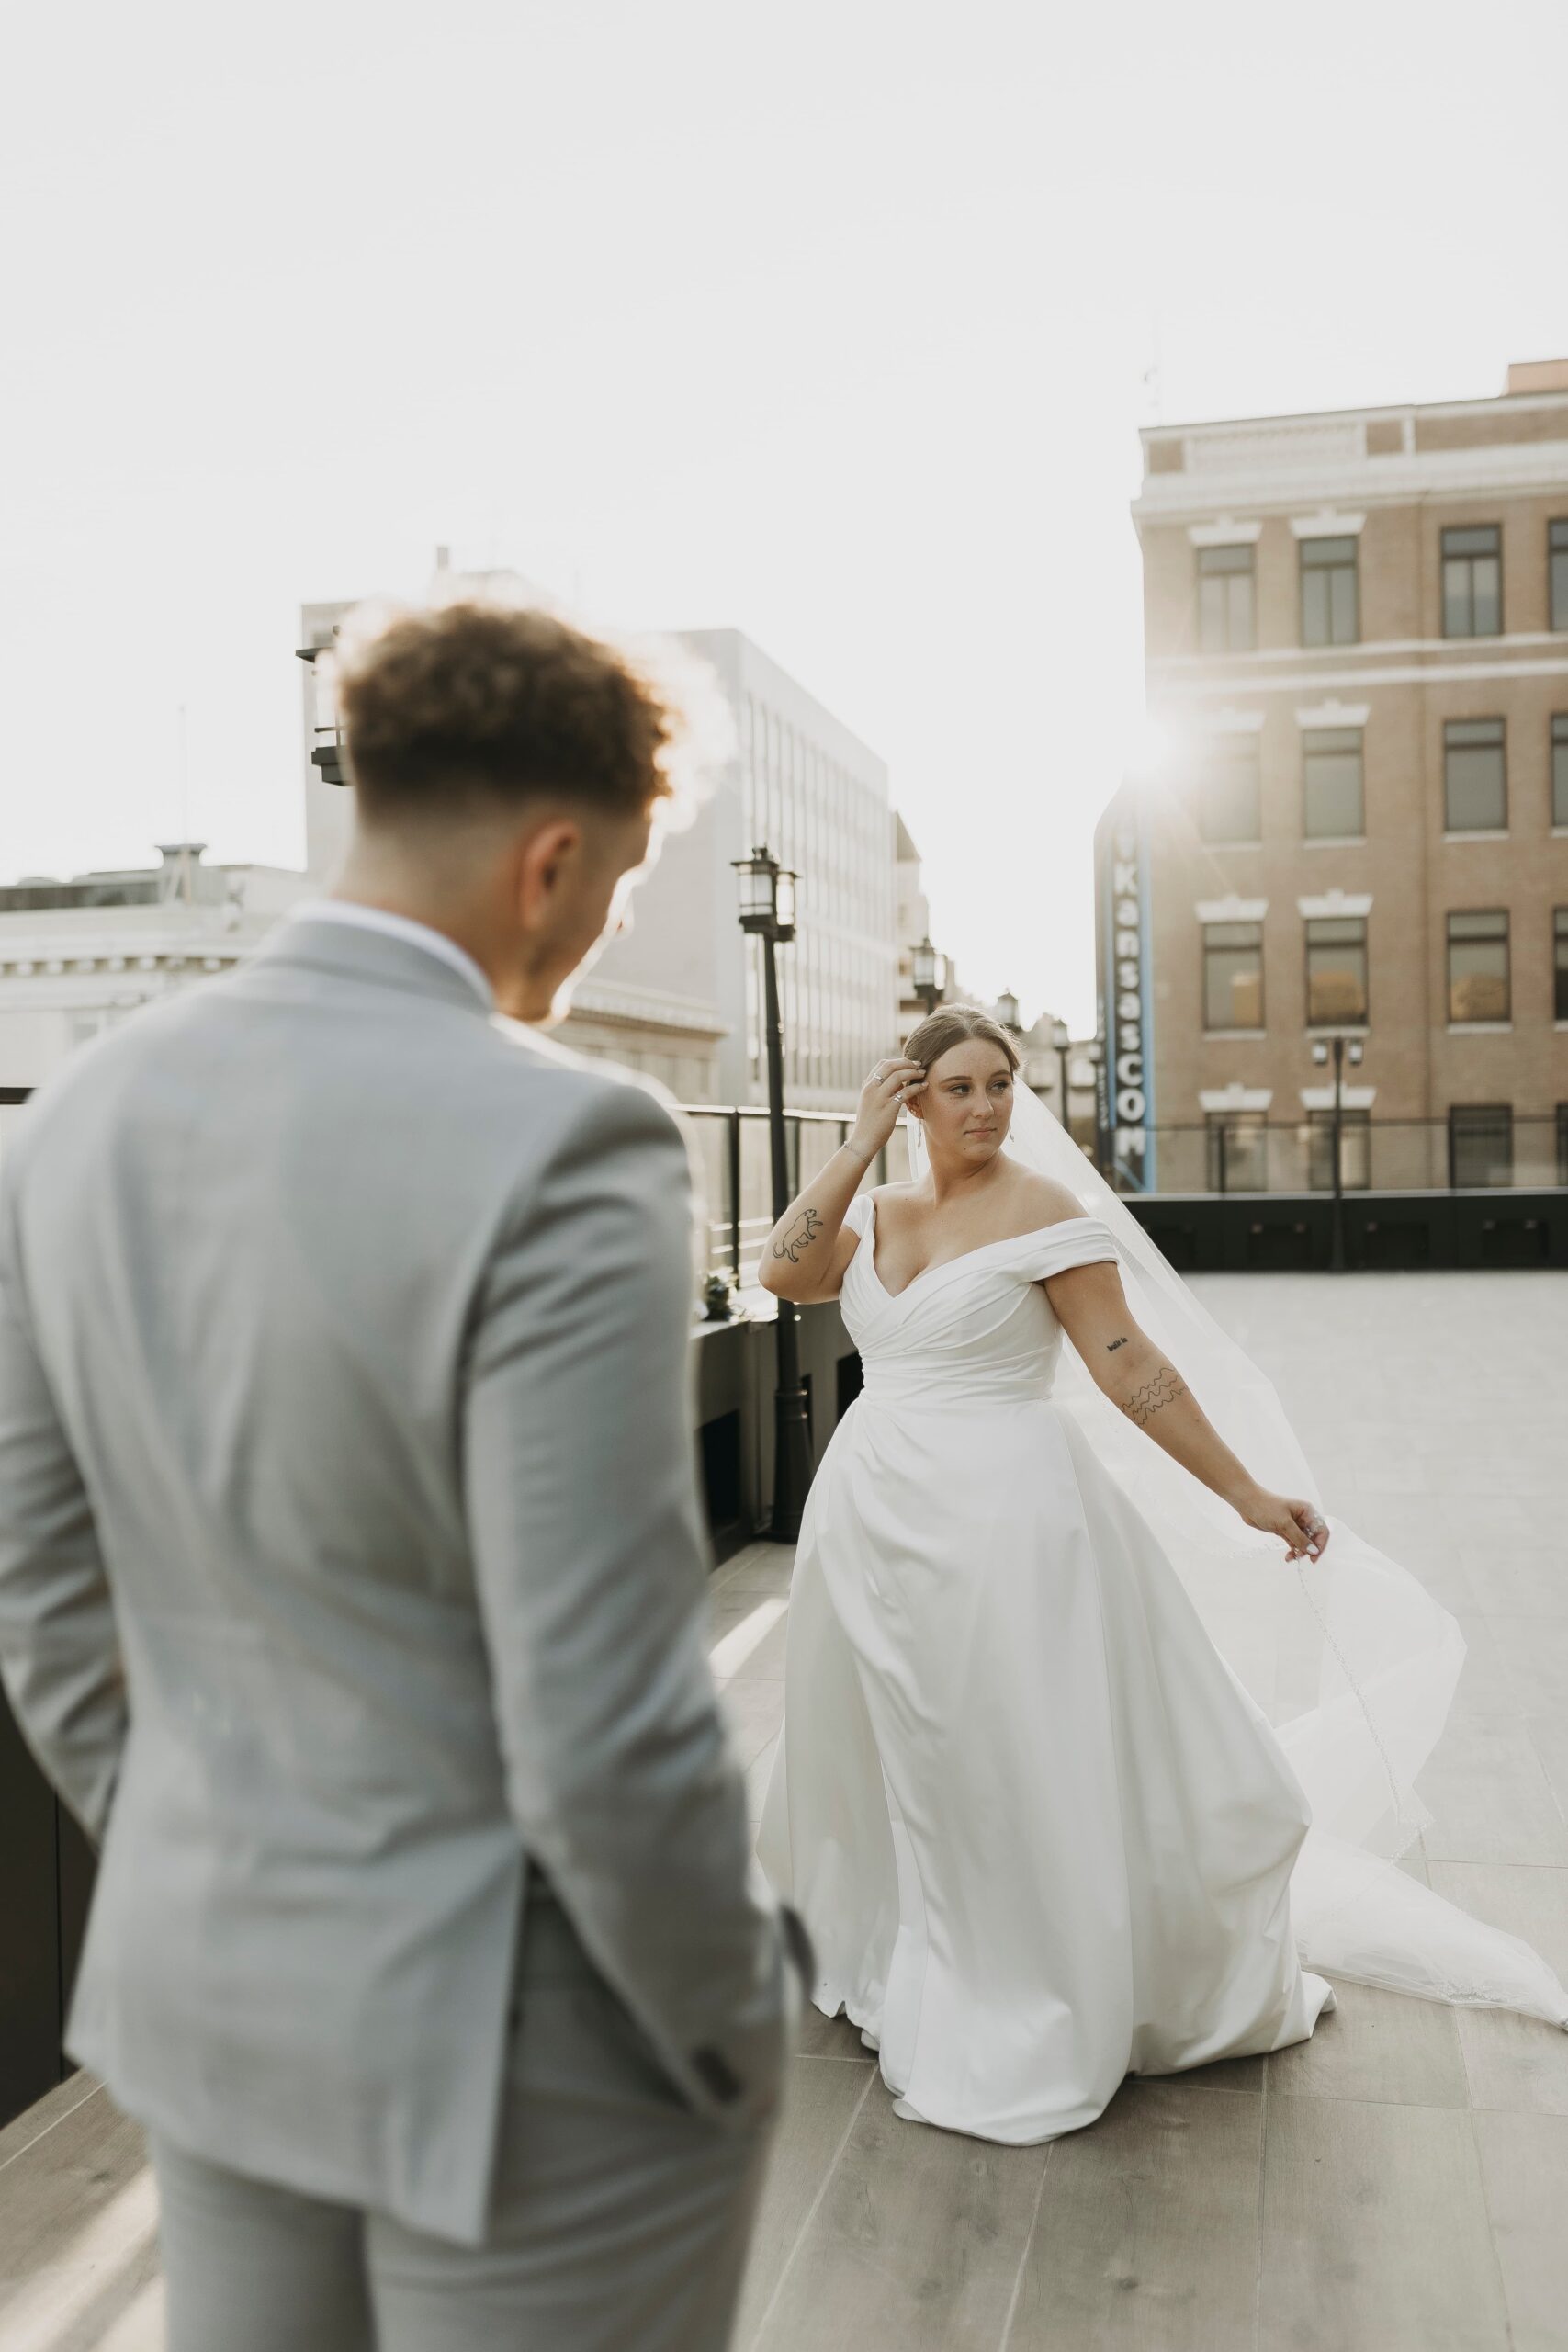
[679,1103,914,1287]
[1121,1114,1568,1199]
[6,1089,1562,1285]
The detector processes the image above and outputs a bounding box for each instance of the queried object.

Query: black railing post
[760,935,812,1544]
[727,1108,741,1285]
[1329,1037,1348,1272]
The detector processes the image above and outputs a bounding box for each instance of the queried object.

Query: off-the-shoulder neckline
[860,1191,1106,1302]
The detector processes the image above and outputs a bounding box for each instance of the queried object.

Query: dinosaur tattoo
[773,1206,824,1264]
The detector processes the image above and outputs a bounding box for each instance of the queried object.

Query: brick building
[1102,361,1568,1193]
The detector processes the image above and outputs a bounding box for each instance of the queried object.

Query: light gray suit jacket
[0,914,800,2243]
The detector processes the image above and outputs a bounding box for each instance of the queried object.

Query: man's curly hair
[334,601,680,823]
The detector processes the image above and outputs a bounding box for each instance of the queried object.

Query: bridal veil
[905,1081,1568,2029]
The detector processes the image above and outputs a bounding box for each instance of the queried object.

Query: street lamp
[1310,1034,1364,1272]
[734,846,811,1544]
[1049,1017,1071,1131]
[911,934,942,1017]
[995,988,1021,1033]
[295,631,348,788]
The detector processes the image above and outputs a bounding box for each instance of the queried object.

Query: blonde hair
[904,1002,1021,1075]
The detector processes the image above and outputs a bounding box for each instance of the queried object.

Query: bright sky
[5,0,1565,1033]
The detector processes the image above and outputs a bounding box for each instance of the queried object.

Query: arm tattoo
[1105,1334,1129,1353]
[773,1206,824,1264]
[1121,1365,1188,1428]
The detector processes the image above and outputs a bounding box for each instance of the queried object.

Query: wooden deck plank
[733,2056,875,2350]
[1005,2079,1261,2352]
[752,2075,1049,2352]
[1258,2096,1508,2352]
[1471,2109,1568,2352]
[1427,1863,1568,2115]
[1266,1977,1470,2109]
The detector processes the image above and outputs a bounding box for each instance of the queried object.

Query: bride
[753,1004,1568,2144]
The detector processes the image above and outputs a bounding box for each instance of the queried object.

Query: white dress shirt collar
[291,900,494,1010]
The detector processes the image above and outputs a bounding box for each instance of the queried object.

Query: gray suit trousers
[150,1880,778,2352]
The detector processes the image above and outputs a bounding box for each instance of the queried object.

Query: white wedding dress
[756,1192,1336,2140]
[756,1166,1568,2144]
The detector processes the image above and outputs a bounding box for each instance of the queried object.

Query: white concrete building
[586,628,899,1109]
[0,846,309,1091]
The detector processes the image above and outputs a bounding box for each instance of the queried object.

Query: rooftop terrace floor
[3,1271,1565,2350]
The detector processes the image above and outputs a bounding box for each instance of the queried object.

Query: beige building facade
[1113,362,1568,1193]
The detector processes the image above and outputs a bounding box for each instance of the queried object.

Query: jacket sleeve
[460,1077,796,2131]
[0,1172,127,1844]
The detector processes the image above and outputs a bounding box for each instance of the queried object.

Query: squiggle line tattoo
[1121,1365,1188,1427]
[773,1206,823,1263]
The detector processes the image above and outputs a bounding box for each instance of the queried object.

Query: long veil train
[906,1083,1568,2027]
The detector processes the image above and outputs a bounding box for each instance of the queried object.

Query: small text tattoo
[1105,1335,1129,1353]
[1121,1366,1188,1428]
[773,1207,824,1263]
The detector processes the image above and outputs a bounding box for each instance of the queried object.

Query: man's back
[0,912,790,2244]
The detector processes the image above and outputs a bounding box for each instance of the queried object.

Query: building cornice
[1134,435,1568,529]
[1199,1083,1272,1113]
[1298,890,1373,919]
[564,978,728,1039]
[1151,630,1568,674]
[1195,896,1268,922]
[1300,1085,1377,1111]
[1295,699,1370,729]
[1154,652,1568,701]
[1140,388,1568,446]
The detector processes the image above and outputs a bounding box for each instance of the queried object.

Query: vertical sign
[1098,789,1157,1193]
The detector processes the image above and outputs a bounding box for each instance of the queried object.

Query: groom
[0,599,806,2348]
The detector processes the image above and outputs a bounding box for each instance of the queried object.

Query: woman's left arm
[1044,1257,1328,1562]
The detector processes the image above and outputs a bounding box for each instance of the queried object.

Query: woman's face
[910,1037,1016,1165]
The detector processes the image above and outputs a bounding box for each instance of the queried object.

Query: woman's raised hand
[1234,1486,1331,1563]
[848,1057,927,1162]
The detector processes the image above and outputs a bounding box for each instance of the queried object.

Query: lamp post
[734,847,812,1544]
[912,934,942,1018]
[294,632,348,788]
[1049,1017,1072,1132]
[1086,1035,1109,1174]
[995,988,1021,1033]
[1310,1034,1364,1272]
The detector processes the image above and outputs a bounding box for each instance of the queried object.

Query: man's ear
[514,816,581,925]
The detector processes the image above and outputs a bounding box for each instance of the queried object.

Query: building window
[1305,916,1369,1024]
[1551,520,1568,631]
[1197,544,1256,652]
[1302,726,1364,838]
[1205,1113,1268,1193]
[1447,910,1509,1022]
[1198,735,1261,843]
[1203,922,1264,1030]
[1300,536,1359,646]
[1449,1104,1513,1189]
[1441,525,1503,638]
[1553,715,1568,827]
[1556,908,1568,1022]
[1307,1108,1371,1192]
[1444,718,1506,831]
